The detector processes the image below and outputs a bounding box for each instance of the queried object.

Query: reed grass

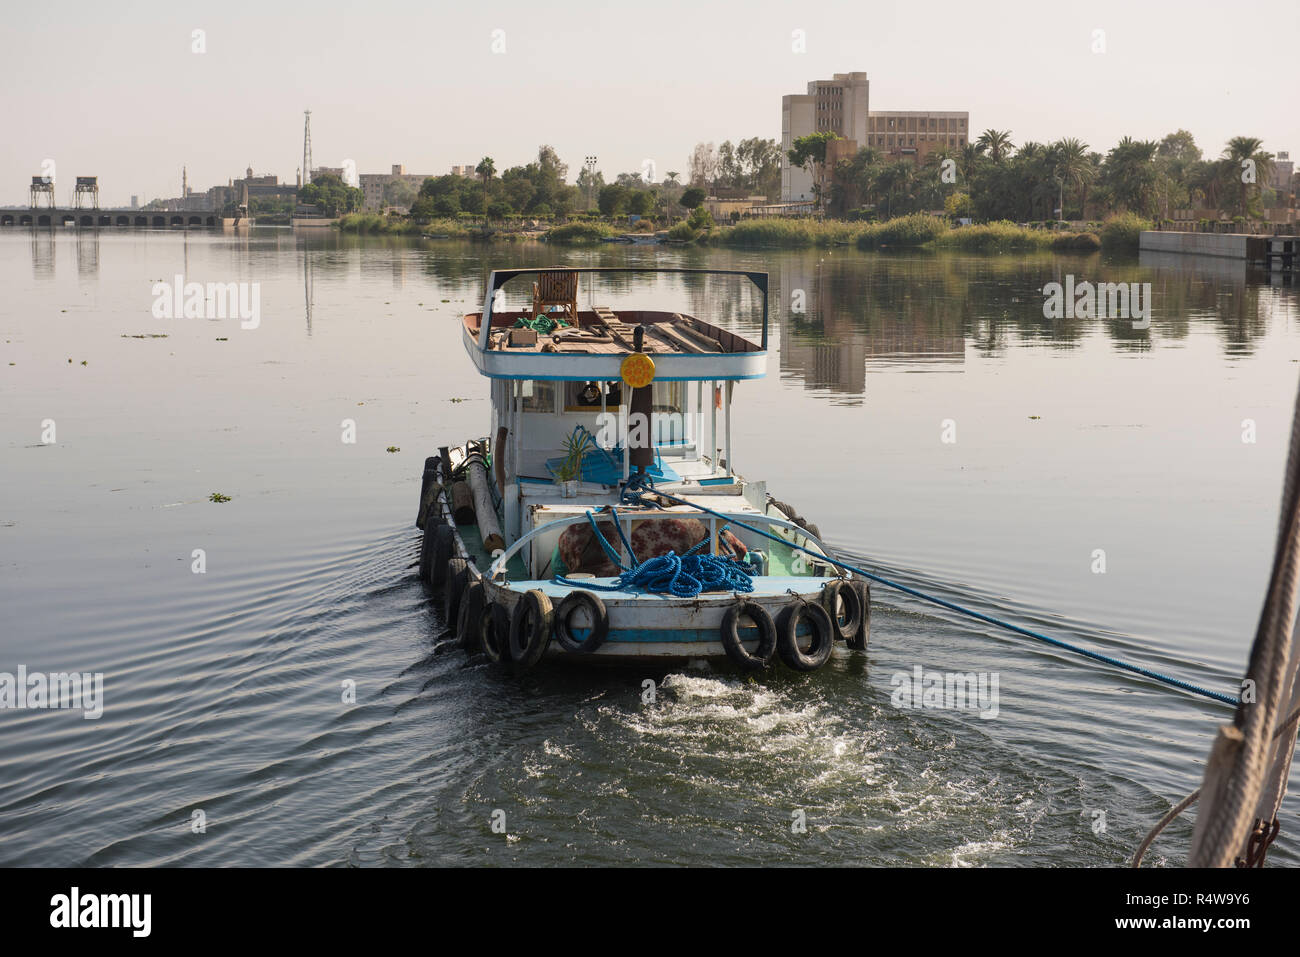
[1098,212,1153,252]
[545,222,616,244]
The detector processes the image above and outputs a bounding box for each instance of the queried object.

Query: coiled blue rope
[554,507,756,597]
[619,485,1238,707]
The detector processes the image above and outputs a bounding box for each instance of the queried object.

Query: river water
[2,228,1297,866]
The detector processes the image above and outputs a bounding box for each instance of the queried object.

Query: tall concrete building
[781,71,970,203]
[865,111,970,163]
[1271,151,1295,193]
[359,164,434,211]
[781,72,870,201]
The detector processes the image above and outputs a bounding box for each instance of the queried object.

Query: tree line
[796,129,1288,223]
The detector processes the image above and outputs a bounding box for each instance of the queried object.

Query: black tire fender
[508,589,554,674]
[553,591,610,653]
[847,579,871,651]
[478,601,508,664]
[444,558,469,630]
[719,600,777,672]
[821,579,863,642]
[776,600,835,672]
[416,456,441,529]
[419,511,443,583]
[458,581,486,651]
[429,524,454,588]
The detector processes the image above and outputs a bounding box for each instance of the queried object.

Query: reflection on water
[2,229,1299,867]
[30,230,54,280]
[75,231,99,279]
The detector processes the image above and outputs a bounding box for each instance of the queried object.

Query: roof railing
[477,267,769,353]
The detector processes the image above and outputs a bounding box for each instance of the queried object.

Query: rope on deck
[553,507,755,597]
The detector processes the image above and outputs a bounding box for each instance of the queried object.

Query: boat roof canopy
[479,267,770,352]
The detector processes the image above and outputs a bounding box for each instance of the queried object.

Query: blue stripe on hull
[575,624,811,644]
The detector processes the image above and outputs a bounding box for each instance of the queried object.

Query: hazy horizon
[3,0,1296,206]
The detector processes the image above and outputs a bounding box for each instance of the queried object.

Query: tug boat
[416,267,869,673]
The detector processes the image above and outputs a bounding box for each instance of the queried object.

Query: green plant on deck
[555,426,595,483]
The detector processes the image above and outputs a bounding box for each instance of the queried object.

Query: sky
[2,0,1297,206]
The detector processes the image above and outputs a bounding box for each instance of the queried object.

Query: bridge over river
[0,208,221,228]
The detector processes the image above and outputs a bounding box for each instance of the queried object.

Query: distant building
[744,201,817,218]
[865,111,970,163]
[130,195,138,209]
[703,195,769,222]
[359,164,434,212]
[450,165,479,178]
[781,72,870,201]
[781,71,970,202]
[204,167,298,212]
[1270,151,1295,194]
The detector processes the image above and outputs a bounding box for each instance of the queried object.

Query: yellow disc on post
[620,352,656,389]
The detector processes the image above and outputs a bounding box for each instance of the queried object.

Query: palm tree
[1013,142,1049,219]
[1222,136,1275,219]
[475,156,496,225]
[1104,138,1159,216]
[1189,157,1234,214]
[836,147,883,212]
[958,142,983,183]
[1050,138,1093,220]
[976,129,1015,164]
[874,160,918,216]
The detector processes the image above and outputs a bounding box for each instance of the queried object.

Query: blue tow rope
[614,486,1237,707]
[554,507,756,597]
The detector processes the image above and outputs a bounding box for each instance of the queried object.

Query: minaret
[182,166,188,197]
[303,110,313,185]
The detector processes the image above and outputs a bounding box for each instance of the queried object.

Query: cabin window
[564,380,623,411]
[520,380,557,413]
[651,381,686,444]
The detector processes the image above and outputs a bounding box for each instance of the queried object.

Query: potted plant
[555,426,594,497]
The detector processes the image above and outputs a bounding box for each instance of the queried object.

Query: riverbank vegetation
[338,213,473,237]
[545,222,616,244]
[326,130,1284,253]
[815,129,1284,226]
[298,172,362,217]
[705,213,1124,252]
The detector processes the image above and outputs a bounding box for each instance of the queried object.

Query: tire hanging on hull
[719,600,777,672]
[821,579,863,643]
[553,591,609,654]
[508,589,554,674]
[416,456,441,530]
[776,601,835,672]
[847,580,871,651]
[445,558,469,632]
[458,580,486,651]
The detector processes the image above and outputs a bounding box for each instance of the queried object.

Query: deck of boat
[495,575,837,601]
[464,308,760,356]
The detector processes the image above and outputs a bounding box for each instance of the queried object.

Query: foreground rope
[1189,371,1300,866]
[1132,703,1300,867]
[623,486,1237,707]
